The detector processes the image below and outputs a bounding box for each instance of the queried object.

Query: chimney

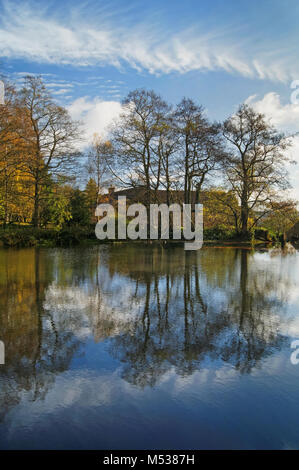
[108,186,115,195]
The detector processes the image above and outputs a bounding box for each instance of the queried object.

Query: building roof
[107,186,205,205]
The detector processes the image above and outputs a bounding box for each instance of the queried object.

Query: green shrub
[0,228,38,247]
[0,225,96,247]
[203,226,236,240]
[55,225,95,246]
[252,227,279,242]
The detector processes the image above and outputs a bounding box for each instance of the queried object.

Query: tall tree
[16,76,81,227]
[85,178,98,223]
[222,104,292,236]
[108,89,170,207]
[85,134,112,205]
[174,98,225,204]
[154,112,178,205]
[0,81,32,225]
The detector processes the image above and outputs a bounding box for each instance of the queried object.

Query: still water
[0,244,299,449]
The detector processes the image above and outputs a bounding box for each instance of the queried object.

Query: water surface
[0,245,298,449]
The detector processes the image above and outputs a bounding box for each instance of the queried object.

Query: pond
[0,244,298,449]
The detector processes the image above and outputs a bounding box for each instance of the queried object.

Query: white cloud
[245,92,299,133]
[67,96,122,145]
[0,1,298,81]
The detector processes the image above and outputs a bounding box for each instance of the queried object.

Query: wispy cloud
[0,1,298,82]
[47,82,74,88]
[52,88,72,95]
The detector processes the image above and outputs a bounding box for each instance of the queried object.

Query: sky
[1,0,299,196]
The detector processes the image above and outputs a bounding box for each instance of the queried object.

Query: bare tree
[154,113,179,205]
[85,134,112,205]
[108,89,170,207]
[222,104,293,236]
[174,98,225,204]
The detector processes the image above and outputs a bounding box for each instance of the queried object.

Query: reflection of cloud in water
[0,363,254,431]
[40,248,298,385]
[43,279,141,340]
[1,246,299,425]
[5,353,289,436]
[2,246,299,449]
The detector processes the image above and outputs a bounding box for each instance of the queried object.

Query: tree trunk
[32,181,40,228]
[3,174,8,228]
[184,138,189,204]
[240,183,249,237]
[241,204,248,235]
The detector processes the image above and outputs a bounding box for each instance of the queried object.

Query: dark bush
[203,226,236,240]
[252,227,278,242]
[0,225,96,247]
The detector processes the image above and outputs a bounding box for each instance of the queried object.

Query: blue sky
[1,0,299,195]
[1,0,298,112]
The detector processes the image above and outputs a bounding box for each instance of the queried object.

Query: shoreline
[0,234,288,250]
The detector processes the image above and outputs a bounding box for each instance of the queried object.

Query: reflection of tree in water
[0,244,291,415]
[106,246,287,386]
[0,248,83,421]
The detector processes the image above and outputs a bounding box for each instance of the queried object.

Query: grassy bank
[0,226,96,248]
[0,225,282,248]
